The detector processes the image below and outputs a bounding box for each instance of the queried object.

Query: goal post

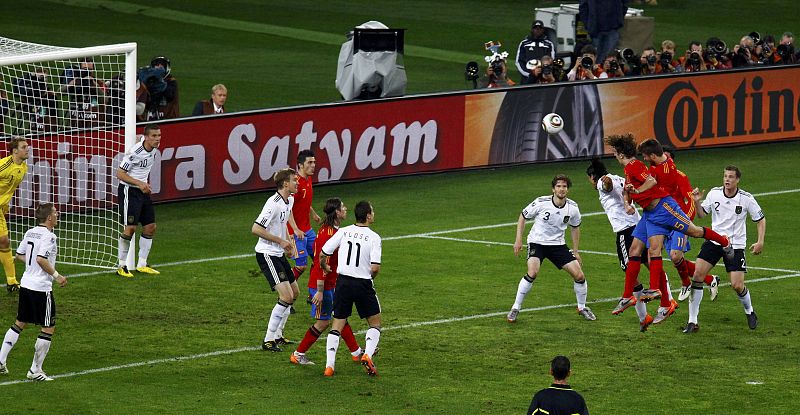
[0,37,137,269]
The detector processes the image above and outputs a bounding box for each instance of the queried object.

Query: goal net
[0,37,137,269]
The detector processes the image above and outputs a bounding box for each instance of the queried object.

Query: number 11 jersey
[321,224,382,280]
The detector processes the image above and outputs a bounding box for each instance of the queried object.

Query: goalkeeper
[0,137,29,292]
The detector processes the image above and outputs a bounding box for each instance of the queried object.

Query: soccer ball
[541,113,564,135]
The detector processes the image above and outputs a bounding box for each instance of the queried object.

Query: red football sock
[649,257,663,291]
[296,325,321,354]
[674,258,691,286]
[623,257,642,297]
[704,274,714,285]
[341,322,360,353]
[702,227,729,246]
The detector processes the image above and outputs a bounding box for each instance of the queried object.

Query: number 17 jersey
[321,224,382,280]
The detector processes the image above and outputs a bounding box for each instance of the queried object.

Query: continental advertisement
[13,65,800,206]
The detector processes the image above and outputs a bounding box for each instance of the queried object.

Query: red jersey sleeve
[308,224,338,290]
[675,170,696,219]
[624,159,668,207]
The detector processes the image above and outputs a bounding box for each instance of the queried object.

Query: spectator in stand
[656,40,682,73]
[680,41,708,72]
[579,0,628,63]
[567,45,608,81]
[192,84,228,116]
[145,56,179,120]
[515,20,556,84]
[602,53,625,78]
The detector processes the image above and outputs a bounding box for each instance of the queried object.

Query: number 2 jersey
[522,196,582,245]
[321,224,382,280]
[701,187,764,249]
[16,225,58,292]
[308,223,339,290]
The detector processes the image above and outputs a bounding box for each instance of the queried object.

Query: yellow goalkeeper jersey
[0,155,28,207]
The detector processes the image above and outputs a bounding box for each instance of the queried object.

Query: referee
[527,355,589,415]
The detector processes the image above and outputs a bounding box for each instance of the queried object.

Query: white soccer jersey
[16,226,58,292]
[522,196,582,245]
[597,174,640,233]
[253,192,295,256]
[701,187,764,249]
[321,224,382,280]
[119,139,156,186]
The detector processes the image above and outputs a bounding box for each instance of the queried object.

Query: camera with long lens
[580,56,593,69]
[542,64,553,76]
[775,43,794,60]
[464,61,479,81]
[621,48,636,62]
[490,60,505,76]
[688,52,702,65]
[749,31,761,45]
[608,60,619,72]
[646,54,657,65]
[660,51,673,68]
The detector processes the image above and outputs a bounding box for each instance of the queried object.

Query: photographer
[567,45,608,81]
[754,34,778,65]
[637,47,658,75]
[731,36,756,68]
[142,56,179,120]
[524,55,560,84]
[775,32,797,64]
[515,20,556,84]
[704,37,732,70]
[602,53,625,78]
[13,67,59,133]
[59,57,107,130]
[656,40,682,73]
[680,41,708,72]
[479,52,516,89]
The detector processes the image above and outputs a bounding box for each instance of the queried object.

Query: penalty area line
[0,271,798,386]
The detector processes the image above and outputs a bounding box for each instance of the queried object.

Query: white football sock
[688,284,704,324]
[264,302,289,342]
[137,235,153,268]
[573,280,588,310]
[118,236,131,267]
[664,273,674,301]
[0,326,21,365]
[633,290,648,322]
[737,286,753,314]
[325,332,341,370]
[364,327,381,358]
[512,276,534,310]
[351,347,363,358]
[275,303,292,339]
[30,333,52,373]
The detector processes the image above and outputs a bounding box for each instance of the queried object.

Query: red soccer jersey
[649,158,681,198]
[674,169,696,219]
[307,224,338,291]
[291,174,314,233]
[625,159,668,208]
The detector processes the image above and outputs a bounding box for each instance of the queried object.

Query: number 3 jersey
[321,224,382,280]
[701,187,764,249]
[522,196,582,245]
[254,192,294,256]
[16,225,58,292]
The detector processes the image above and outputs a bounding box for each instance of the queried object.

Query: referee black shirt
[527,384,589,415]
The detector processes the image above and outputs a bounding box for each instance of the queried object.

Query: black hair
[551,174,572,189]
[604,134,638,158]
[725,165,742,178]
[551,356,571,381]
[638,138,664,157]
[662,144,676,161]
[297,149,315,166]
[586,158,608,181]
[322,198,343,228]
[354,200,372,223]
[35,203,55,224]
[144,124,160,136]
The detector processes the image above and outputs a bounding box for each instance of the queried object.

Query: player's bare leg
[672,250,717,301]
[136,223,159,274]
[508,257,541,322]
[685,223,733,259]
[563,261,595,321]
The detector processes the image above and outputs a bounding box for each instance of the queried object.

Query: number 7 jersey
[321,224,382,280]
[16,225,58,292]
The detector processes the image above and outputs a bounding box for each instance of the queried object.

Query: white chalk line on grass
[2,270,798,386]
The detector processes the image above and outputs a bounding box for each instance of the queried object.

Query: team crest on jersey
[735,206,742,214]
[563,216,570,223]
[127,215,135,224]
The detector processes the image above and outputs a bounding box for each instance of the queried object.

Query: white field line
[2,271,798,386]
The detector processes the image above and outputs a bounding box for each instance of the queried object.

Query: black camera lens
[609,61,619,71]
[542,65,552,76]
[580,56,593,69]
[622,48,635,61]
[646,55,657,64]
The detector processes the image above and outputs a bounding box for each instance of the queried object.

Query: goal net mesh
[1,37,134,269]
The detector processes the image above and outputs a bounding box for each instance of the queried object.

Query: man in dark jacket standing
[515,20,556,84]
[579,0,628,64]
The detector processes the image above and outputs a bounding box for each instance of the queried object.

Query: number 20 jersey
[321,224,382,280]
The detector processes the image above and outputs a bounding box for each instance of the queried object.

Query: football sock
[118,234,132,267]
[341,322,360,353]
[512,274,534,310]
[623,257,641,297]
[662,272,673,304]
[275,301,293,339]
[325,330,341,370]
[0,248,17,285]
[674,257,691,286]
[573,279,588,310]
[688,281,704,324]
[737,286,753,314]
[0,324,21,365]
[364,327,381,358]
[633,287,648,322]
[297,325,322,354]
[703,274,714,285]
[648,256,663,291]
[264,300,290,342]
[137,234,153,268]
[292,267,302,279]
[702,227,729,246]
[30,332,52,373]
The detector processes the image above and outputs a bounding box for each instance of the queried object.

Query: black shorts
[616,226,648,270]
[332,274,381,319]
[119,185,155,226]
[256,253,295,290]
[697,241,747,272]
[527,243,577,270]
[17,287,56,327]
